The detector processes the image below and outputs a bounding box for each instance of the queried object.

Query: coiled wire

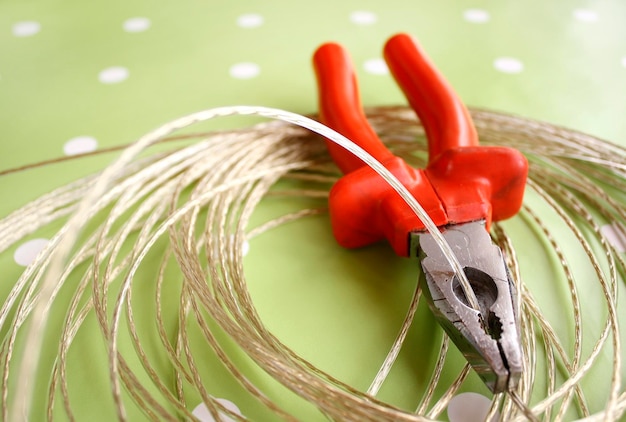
[0,106,624,421]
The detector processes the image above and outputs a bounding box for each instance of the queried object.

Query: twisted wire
[0,106,623,421]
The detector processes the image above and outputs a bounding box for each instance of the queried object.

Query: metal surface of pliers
[312,33,528,393]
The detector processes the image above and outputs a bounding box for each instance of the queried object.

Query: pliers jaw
[412,221,523,393]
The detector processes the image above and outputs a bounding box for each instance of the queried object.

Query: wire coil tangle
[0,105,624,421]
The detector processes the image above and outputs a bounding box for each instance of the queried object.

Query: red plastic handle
[383,34,479,162]
[313,34,528,257]
[313,43,394,173]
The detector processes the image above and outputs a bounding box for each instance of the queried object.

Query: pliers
[312,33,528,393]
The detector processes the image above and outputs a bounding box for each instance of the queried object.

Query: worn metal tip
[414,221,523,393]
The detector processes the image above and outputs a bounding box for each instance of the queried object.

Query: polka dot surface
[12,21,41,37]
[237,13,264,28]
[123,17,151,33]
[573,9,599,23]
[349,10,378,25]
[63,136,98,156]
[13,238,49,267]
[363,58,389,75]
[447,392,496,422]
[192,399,243,422]
[463,9,490,24]
[493,57,524,74]
[229,62,260,79]
[98,66,129,84]
[2,2,626,421]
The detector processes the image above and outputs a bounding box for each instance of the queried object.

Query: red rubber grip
[383,34,479,162]
[313,43,394,173]
[313,34,528,257]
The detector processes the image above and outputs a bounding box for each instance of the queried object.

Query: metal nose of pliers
[413,221,523,393]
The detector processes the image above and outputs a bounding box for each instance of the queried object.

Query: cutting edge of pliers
[412,220,522,393]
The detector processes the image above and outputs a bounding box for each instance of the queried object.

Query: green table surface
[1,1,626,421]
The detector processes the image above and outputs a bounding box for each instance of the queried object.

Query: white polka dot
[63,136,98,156]
[620,57,626,68]
[123,17,151,33]
[228,236,250,257]
[601,223,626,252]
[242,240,250,257]
[493,57,524,74]
[573,9,598,23]
[349,11,378,25]
[98,67,129,84]
[448,392,497,422]
[363,58,389,75]
[12,21,41,37]
[192,399,242,422]
[229,62,260,79]
[463,9,490,23]
[236,13,264,28]
[14,238,49,266]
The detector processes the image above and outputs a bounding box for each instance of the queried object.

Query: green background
[1,1,626,420]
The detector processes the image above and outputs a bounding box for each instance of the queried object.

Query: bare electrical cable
[0,105,624,421]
